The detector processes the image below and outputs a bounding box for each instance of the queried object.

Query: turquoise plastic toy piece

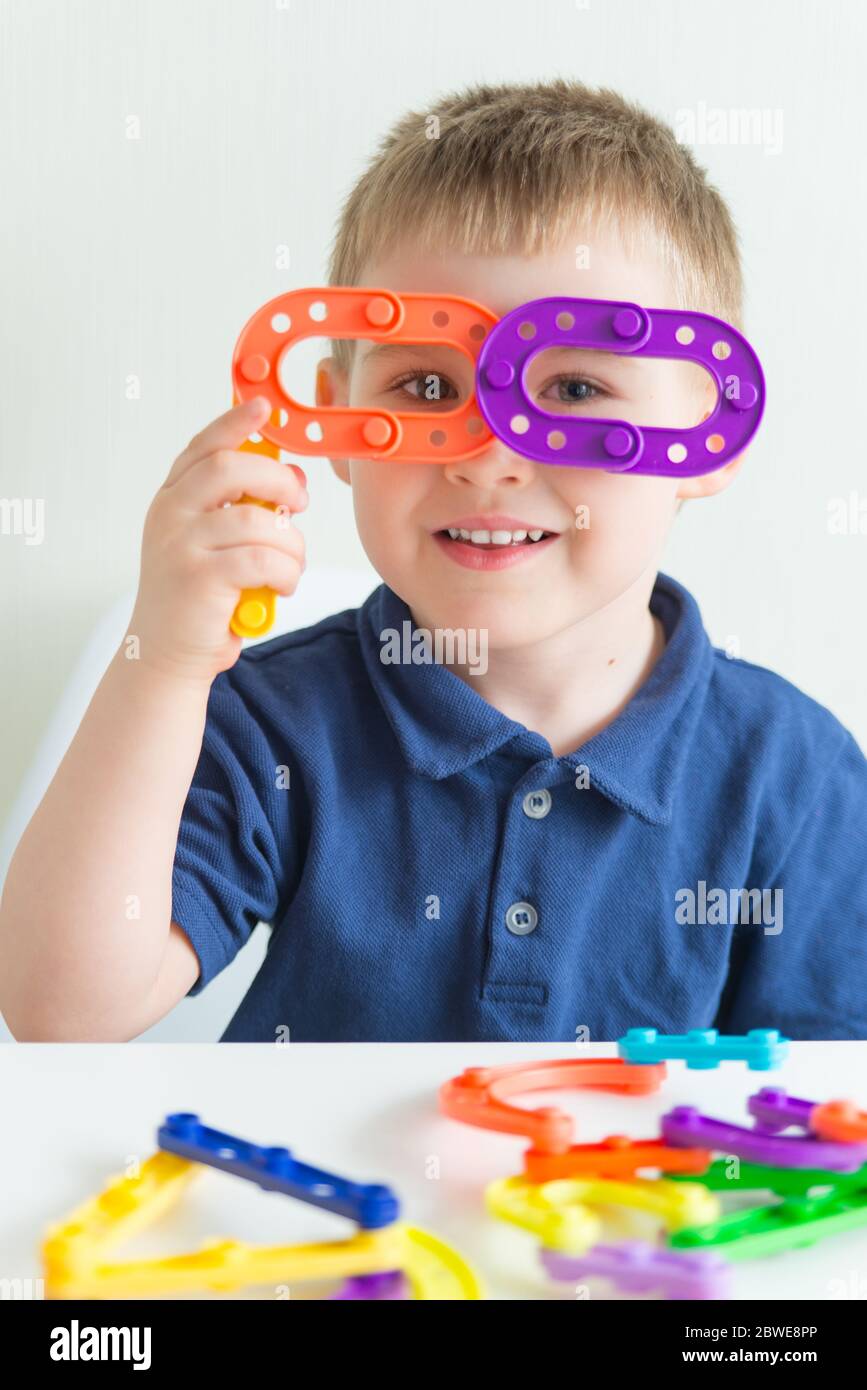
[618,1028,789,1071]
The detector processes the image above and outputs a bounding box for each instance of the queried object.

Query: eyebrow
[530,346,642,369]
[357,342,645,376]
[357,342,469,366]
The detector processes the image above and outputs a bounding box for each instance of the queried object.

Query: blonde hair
[327,79,744,370]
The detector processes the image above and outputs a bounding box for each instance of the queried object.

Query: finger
[209,545,305,599]
[192,503,307,561]
[164,397,272,487]
[176,451,310,513]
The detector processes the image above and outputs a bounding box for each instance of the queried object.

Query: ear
[316,356,352,486]
[675,388,749,500]
[676,449,748,501]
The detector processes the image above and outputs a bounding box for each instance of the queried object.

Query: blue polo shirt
[171,572,867,1042]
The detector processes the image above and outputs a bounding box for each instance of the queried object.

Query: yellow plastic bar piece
[43,1152,200,1284]
[46,1223,481,1301]
[486,1175,720,1250]
[47,1225,405,1299]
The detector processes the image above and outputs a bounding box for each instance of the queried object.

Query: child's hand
[131,397,309,682]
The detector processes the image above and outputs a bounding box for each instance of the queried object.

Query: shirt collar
[357,572,714,827]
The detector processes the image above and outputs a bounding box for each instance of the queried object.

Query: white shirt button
[505,901,539,935]
[522,788,552,819]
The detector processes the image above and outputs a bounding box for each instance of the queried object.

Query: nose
[442,438,538,489]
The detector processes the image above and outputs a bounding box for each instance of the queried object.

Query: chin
[427,603,562,650]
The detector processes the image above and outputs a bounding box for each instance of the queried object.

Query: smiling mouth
[437,526,555,548]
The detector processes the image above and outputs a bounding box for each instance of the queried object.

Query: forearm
[0,643,211,1038]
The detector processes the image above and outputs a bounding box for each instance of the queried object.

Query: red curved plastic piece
[232,287,497,463]
[439,1057,666,1154]
[812,1100,867,1144]
[523,1135,712,1181]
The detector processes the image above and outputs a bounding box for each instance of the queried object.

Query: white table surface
[2,1042,866,1301]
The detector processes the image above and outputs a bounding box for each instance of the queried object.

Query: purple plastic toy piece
[662,1105,867,1172]
[540,1242,733,1301]
[748,1087,818,1134]
[329,1270,409,1300]
[475,296,765,477]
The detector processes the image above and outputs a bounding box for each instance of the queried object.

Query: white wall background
[1,0,865,1037]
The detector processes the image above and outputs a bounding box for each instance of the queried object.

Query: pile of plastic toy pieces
[42,1029,867,1301]
[42,1113,481,1301]
[439,1029,867,1300]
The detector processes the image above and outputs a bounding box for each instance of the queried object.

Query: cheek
[347,464,429,556]
[562,475,678,567]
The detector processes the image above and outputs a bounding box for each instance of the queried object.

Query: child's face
[321,228,738,647]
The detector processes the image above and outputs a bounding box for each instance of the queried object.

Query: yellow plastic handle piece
[45,1222,481,1301]
[402,1226,483,1300]
[485,1176,602,1253]
[531,1176,721,1234]
[42,1152,199,1282]
[46,1226,406,1299]
[229,404,284,640]
[486,1174,719,1249]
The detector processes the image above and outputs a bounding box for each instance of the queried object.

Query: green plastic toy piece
[669,1156,867,1197]
[670,1191,867,1261]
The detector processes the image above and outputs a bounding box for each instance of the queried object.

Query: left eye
[542,377,600,404]
[390,372,460,404]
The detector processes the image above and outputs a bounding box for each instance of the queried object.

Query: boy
[2,80,865,1041]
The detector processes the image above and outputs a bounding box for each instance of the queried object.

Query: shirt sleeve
[171,670,298,994]
[715,730,867,1038]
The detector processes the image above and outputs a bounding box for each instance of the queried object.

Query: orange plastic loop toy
[523,1135,712,1182]
[232,287,498,464]
[438,1057,666,1155]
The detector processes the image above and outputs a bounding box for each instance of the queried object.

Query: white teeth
[443,526,551,546]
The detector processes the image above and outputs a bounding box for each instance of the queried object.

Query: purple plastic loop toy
[748,1087,818,1134]
[540,1241,733,1300]
[329,1271,409,1300]
[662,1105,867,1173]
[475,296,765,477]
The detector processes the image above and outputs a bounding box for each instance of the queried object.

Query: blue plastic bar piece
[617,1028,789,1071]
[157,1114,399,1229]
